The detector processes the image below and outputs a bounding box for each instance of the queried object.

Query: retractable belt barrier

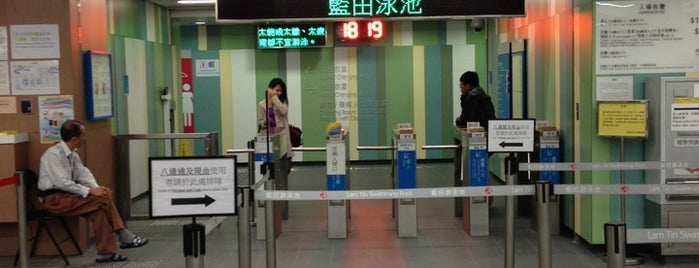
[254,183,699,201]
[520,161,699,171]
[0,175,19,187]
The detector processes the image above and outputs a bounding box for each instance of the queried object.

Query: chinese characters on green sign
[257,24,327,49]
[329,0,423,17]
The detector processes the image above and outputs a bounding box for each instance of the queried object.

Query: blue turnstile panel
[396,133,416,189]
[397,150,416,188]
[540,146,560,184]
[469,147,489,186]
[327,174,346,190]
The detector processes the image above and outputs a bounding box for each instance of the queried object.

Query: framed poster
[84,50,114,120]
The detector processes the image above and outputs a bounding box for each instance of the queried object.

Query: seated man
[38,120,148,263]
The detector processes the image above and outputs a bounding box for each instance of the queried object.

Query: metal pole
[619,138,625,222]
[536,181,552,268]
[237,151,253,268]
[605,222,626,268]
[505,153,516,268]
[16,171,28,268]
[265,178,276,268]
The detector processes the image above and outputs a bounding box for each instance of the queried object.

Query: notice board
[597,101,648,138]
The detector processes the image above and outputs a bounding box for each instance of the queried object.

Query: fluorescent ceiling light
[177,0,216,4]
[195,21,207,25]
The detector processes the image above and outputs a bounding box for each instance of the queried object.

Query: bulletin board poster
[595,0,699,74]
[10,60,60,95]
[597,101,648,138]
[0,26,8,60]
[39,95,74,144]
[10,24,60,59]
[84,51,113,120]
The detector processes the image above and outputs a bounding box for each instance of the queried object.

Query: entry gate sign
[487,119,535,153]
[149,156,237,218]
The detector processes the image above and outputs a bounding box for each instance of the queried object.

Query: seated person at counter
[38,120,148,263]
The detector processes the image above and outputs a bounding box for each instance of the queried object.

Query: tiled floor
[2,163,698,267]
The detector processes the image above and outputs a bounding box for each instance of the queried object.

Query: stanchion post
[505,153,517,268]
[183,218,206,268]
[264,164,276,268]
[605,222,626,268]
[16,171,28,268]
[237,146,253,268]
[535,181,552,268]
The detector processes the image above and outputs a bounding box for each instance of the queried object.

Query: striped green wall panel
[384,46,414,147]
[192,50,222,155]
[220,25,256,49]
[300,48,335,161]
[412,21,439,46]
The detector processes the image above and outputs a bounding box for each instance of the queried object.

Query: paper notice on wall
[11,60,60,95]
[596,76,633,101]
[0,96,16,114]
[10,24,60,59]
[0,61,9,95]
[38,95,74,144]
[0,26,8,60]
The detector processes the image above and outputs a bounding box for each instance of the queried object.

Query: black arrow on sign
[171,195,216,207]
[499,141,524,148]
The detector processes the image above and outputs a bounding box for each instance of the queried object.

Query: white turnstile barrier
[327,133,350,238]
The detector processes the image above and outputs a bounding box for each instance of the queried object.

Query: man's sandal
[96,252,127,263]
[120,236,149,249]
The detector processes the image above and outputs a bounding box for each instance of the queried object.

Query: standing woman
[257,78,294,171]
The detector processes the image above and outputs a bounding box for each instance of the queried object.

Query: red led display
[336,21,385,42]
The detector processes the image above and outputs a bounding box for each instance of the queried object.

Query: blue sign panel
[469,149,489,186]
[540,147,560,184]
[327,174,346,191]
[397,150,416,189]
[497,53,511,119]
[254,153,273,162]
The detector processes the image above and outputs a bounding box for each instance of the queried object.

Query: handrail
[356,146,395,151]
[226,149,254,154]
[116,133,214,140]
[421,145,460,150]
[292,147,326,152]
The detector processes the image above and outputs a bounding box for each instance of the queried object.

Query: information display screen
[217,0,525,22]
[257,24,327,49]
[335,20,386,43]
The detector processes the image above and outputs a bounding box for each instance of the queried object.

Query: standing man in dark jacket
[455,71,496,129]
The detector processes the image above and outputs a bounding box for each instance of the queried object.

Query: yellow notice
[673,97,699,104]
[598,102,647,138]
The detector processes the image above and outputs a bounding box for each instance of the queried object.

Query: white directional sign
[149,156,237,218]
[487,119,535,153]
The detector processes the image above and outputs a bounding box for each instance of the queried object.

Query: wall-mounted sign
[195,59,220,77]
[257,24,327,49]
[218,0,524,22]
[597,101,648,138]
[595,0,699,74]
[84,51,114,120]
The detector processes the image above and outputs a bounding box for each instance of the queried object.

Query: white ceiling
[148,0,216,25]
